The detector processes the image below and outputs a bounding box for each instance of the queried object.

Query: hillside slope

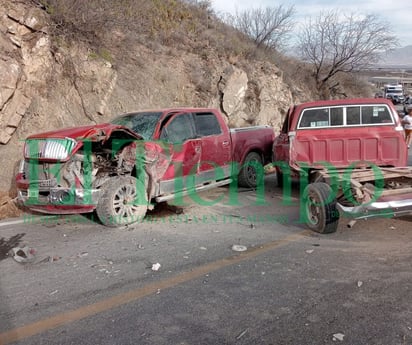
[0,0,316,196]
[380,45,412,67]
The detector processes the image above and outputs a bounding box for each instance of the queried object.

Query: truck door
[159,113,201,180]
[193,112,231,181]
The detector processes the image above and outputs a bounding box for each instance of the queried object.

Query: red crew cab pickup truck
[16,108,274,226]
[273,98,412,233]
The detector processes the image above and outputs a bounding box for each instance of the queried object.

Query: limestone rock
[0,58,21,109]
[0,0,304,199]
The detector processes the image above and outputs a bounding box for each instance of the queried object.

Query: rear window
[298,105,393,129]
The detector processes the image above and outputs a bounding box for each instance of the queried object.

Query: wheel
[96,176,147,227]
[238,152,263,188]
[302,182,339,234]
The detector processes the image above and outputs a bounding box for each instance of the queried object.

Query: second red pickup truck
[16,108,275,226]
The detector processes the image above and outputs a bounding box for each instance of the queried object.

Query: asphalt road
[0,169,412,345]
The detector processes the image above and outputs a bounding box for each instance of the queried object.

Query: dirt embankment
[0,191,22,220]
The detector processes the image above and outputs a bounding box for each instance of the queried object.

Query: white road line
[0,218,26,227]
[0,216,59,228]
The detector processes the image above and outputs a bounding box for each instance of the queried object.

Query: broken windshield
[111,112,162,140]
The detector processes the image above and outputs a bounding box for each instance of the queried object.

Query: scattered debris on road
[151,262,161,271]
[167,204,184,214]
[236,329,248,340]
[333,333,345,341]
[36,255,61,264]
[231,244,247,252]
[10,245,35,263]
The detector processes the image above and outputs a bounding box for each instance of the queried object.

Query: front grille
[21,160,62,189]
[24,138,76,160]
[30,178,58,188]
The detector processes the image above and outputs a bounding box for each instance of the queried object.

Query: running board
[155,179,232,203]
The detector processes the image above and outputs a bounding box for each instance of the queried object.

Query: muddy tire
[96,176,147,227]
[238,152,263,188]
[302,182,339,234]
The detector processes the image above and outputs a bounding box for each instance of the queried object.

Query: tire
[302,182,339,234]
[238,152,263,188]
[96,176,148,227]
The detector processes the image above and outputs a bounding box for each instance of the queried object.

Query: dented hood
[26,123,142,141]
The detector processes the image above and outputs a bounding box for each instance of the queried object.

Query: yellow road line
[0,230,309,345]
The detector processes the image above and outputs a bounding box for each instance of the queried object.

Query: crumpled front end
[16,133,173,215]
[16,135,131,214]
[16,154,101,214]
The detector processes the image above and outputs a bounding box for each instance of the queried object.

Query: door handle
[222,140,230,147]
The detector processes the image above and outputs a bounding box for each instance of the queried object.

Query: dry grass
[36,0,368,100]
[0,191,22,220]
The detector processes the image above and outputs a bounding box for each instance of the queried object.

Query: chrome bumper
[17,187,101,206]
[337,198,412,220]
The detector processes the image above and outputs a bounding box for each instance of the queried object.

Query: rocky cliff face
[0,0,305,194]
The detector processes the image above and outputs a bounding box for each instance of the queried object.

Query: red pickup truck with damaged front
[16,107,274,226]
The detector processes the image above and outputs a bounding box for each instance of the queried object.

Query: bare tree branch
[297,10,399,98]
[226,5,296,51]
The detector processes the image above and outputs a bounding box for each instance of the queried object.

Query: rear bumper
[17,187,100,214]
[337,198,412,220]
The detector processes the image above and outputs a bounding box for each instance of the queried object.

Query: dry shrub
[39,0,264,63]
[186,59,212,94]
[41,0,212,50]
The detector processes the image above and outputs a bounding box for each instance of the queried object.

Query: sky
[211,0,412,48]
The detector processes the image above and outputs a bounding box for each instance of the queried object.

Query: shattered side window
[111,112,162,140]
